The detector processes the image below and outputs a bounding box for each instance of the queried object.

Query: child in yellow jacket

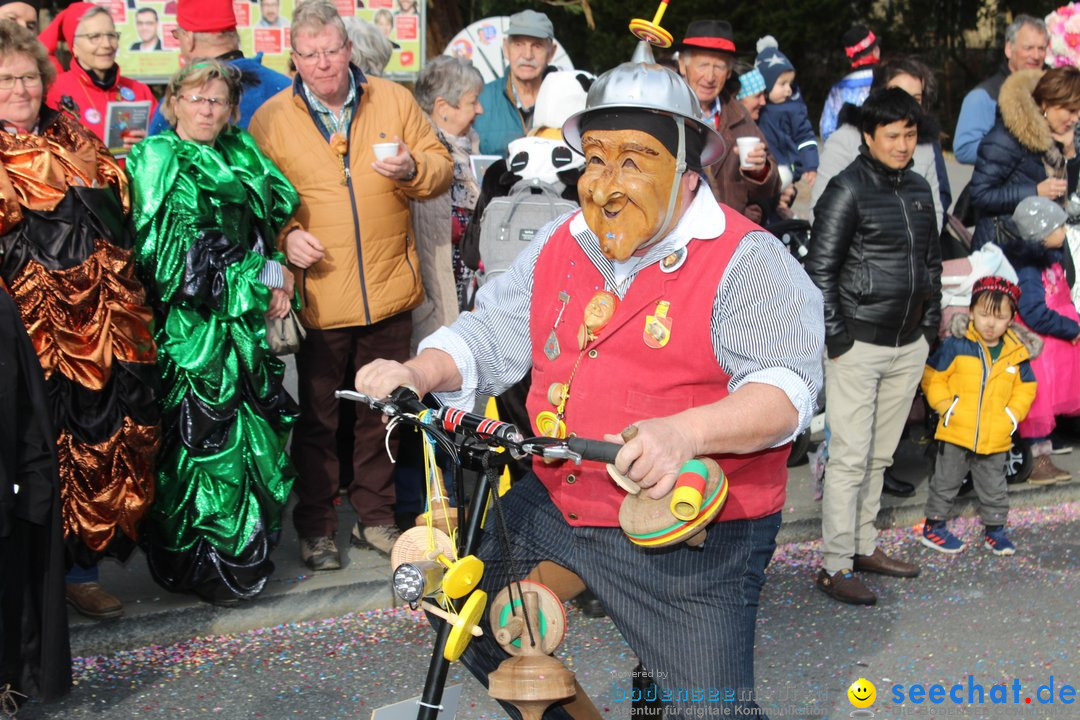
[920,276,1037,556]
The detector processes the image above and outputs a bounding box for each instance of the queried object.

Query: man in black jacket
[808,88,942,606]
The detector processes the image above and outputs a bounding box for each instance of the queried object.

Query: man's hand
[740,142,768,173]
[373,136,417,181]
[266,288,291,319]
[802,170,817,188]
[603,417,701,500]
[777,184,798,210]
[285,229,325,268]
[355,359,425,402]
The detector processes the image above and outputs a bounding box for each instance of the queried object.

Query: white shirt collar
[569,184,727,290]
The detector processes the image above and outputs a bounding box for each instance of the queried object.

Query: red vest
[526,210,790,527]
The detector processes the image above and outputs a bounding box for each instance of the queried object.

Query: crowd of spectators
[3,0,1080,710]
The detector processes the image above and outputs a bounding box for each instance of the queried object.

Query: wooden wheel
[488,581,566,656]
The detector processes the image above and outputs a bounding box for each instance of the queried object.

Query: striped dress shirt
[419,187,825,445]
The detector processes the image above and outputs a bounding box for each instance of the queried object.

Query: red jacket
[526,211,790,526]
[46,62,156,146]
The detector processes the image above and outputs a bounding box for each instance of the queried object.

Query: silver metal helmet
[562,61,725,166]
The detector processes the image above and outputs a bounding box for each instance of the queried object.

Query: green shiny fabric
[127,127,299,558]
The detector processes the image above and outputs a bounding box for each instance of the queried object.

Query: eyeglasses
[291,42,349,63]
[0,73,42,90]
[178,94,231,110]
[74,32,121,45]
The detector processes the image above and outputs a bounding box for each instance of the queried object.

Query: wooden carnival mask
[578,128,694,262]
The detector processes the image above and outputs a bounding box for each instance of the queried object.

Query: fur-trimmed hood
[948,311,1043,359]
[997,69,1052,154]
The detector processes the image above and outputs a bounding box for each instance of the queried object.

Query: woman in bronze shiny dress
[0,20,158,620]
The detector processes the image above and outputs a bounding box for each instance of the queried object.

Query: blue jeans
[458,474,780,718]
[65,563,98,584]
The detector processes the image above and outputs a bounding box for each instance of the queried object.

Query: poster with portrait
[99,0,425,83]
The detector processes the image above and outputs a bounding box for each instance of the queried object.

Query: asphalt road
[19,501,1078,720]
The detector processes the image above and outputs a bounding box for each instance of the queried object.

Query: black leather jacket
[807,147,942,358]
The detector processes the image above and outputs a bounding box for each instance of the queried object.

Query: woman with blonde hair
[127,59,300,606]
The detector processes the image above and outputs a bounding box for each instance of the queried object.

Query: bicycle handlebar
[335,387,625,466]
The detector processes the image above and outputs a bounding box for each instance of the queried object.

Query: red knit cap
[177,0,237,33]
[37,2,95,57]
[972,275,1021,306]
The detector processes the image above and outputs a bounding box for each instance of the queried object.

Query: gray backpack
[476,177,578,286]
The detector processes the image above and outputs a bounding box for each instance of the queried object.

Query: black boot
[572,588,607,619]
[882,467,916,497]
[631,662,664,716]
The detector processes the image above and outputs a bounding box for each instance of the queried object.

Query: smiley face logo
[848,678,876,708]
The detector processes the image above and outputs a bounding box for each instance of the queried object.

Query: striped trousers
[459,474,780,718]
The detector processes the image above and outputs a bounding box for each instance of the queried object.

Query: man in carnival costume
[354,41,824,717]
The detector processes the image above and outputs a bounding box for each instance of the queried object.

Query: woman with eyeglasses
[0,19,159,621]
[40,2,155,153]
[126,60,301,606]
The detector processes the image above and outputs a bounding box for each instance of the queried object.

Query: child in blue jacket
[755,36,819,190]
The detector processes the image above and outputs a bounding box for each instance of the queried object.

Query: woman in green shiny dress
[126,60,300,605]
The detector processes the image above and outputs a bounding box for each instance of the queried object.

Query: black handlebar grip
[388,386,426,414]
[567,437,622,464]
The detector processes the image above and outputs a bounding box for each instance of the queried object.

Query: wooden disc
[488,580,566,656]
[618,458,728,548]
[629,19,673,48]
[389,525,455,573]
[606,463,640,494]
[488,654,577,709]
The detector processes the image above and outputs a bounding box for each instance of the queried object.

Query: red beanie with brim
[177,0,237,33]
[37,2,95,61]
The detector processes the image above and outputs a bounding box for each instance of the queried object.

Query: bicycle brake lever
[335,389,389,412]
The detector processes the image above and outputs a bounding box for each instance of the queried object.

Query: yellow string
[418,410,458,561]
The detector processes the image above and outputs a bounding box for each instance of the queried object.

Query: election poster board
[99,0,425,84]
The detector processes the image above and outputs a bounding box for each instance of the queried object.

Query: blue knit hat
[735,68,766,100]
[755,36,795,93]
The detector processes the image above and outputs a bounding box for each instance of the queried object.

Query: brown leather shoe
[65,582,123,619]
[1028,455,1069,485]
[816,569,876,605]
[853,548,920,578]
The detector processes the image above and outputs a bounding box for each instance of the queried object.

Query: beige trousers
[821,337,929,574]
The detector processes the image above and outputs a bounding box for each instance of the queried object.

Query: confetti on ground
[18,502,1079,719]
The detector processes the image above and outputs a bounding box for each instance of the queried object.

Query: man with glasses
[130,7,162,51]
[147,0,289,132]
[248,0,451,572]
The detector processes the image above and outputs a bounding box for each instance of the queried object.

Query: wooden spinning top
[487,582,575,720]
[618,457,728,548]
[628,0,674,48]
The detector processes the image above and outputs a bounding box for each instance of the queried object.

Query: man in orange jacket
[248,0,451,572]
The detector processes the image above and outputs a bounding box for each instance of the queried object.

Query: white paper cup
[735,136,761,168]
[373,142,398,161]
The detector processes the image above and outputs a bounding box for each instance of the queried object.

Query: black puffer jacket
[807,147,942,358]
